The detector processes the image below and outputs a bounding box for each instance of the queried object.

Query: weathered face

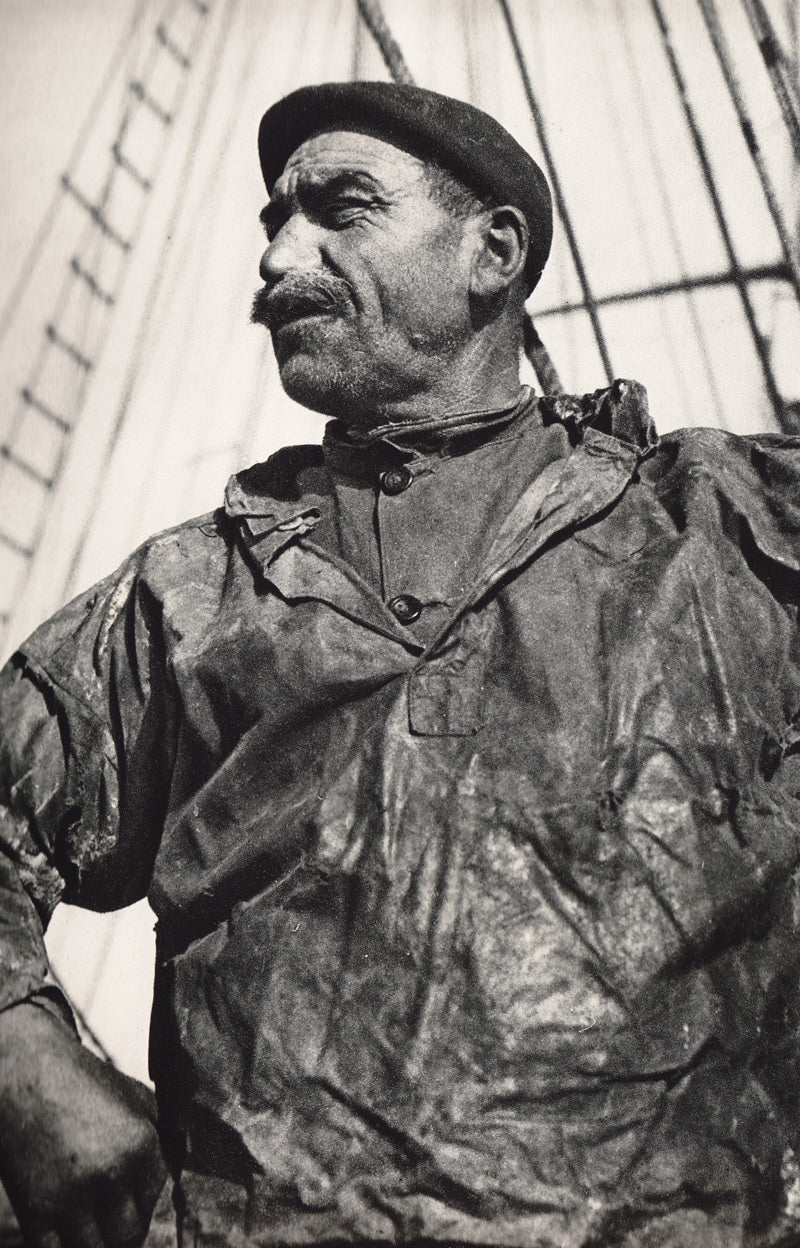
[252,129,481,421]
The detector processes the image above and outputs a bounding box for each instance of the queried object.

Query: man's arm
[0,559,174,1245]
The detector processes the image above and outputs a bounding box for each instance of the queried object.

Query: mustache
[250,274,351,329]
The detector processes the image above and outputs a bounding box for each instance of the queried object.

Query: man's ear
[470,206,529,298]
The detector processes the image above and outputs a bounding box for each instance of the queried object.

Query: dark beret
[258,82,552,292]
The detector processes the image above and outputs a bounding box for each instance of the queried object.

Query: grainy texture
[4,382,800,1245]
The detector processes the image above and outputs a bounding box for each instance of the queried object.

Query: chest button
[380,465,413,495]
[388,593,422,624]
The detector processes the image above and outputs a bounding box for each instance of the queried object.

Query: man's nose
[259,217,319,283]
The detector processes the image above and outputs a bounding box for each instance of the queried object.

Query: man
[1,79,800,1247]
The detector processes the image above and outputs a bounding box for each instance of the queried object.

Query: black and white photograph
[1,1,800,1244]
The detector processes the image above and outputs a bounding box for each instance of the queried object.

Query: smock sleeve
[0,551,175,1013]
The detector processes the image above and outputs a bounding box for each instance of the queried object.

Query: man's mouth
[251,278,350,332]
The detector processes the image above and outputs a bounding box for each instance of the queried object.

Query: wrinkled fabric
[4,380,800,1245]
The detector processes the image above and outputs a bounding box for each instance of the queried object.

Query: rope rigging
[4,0,800,653]
[354,0,415,85]
[740,0,800,166]
[58,0,241,611]
[354,0,565,396]
[0,0,150,356]
[497,0,614,389]
[696,0,800,311]
[611,0,729,428]
[649,0,789,432]
[584,0,703,426]
[0,0,797,1100]
[0,0,213,650]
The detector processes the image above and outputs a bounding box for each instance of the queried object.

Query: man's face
[251,129,481,422]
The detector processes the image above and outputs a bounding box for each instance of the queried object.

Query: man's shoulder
[121,443,327,570]
[65,436,325,591]
[82,506,234,600]
[12,508,230,678]
[645,421,800,490]
[552,379,800,571]
[656,421,800,456]
[544,379,800,471]
[15,445,327,674]
[640,422,800,575]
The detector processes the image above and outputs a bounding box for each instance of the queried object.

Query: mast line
[696,0,800,309]
[497,0,614,385]
[535,262,792,317]
[739,0,800,165]
[354,0,414,84]
[649,0,788,431]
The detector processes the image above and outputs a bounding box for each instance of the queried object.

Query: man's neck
[338,338,523,432]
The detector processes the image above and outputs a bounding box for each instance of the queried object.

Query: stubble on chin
[273,334,357,417]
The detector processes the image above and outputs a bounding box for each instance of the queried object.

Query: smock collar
[321,387,536,478]
[223,379,657,564]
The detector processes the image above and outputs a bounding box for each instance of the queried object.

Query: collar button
[380,466,413,496]
[389,594,422,624]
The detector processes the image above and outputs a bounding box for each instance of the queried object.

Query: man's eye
[325,200,370,225]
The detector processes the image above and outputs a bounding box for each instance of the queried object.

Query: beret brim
[258,82,552,292]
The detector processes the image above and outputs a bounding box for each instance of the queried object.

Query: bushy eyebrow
[259,170,390,236]
[259,203,282,236]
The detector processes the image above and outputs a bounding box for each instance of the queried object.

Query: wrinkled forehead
[272,126,430,197]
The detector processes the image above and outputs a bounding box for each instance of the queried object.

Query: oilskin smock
[3,382,800,1246]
